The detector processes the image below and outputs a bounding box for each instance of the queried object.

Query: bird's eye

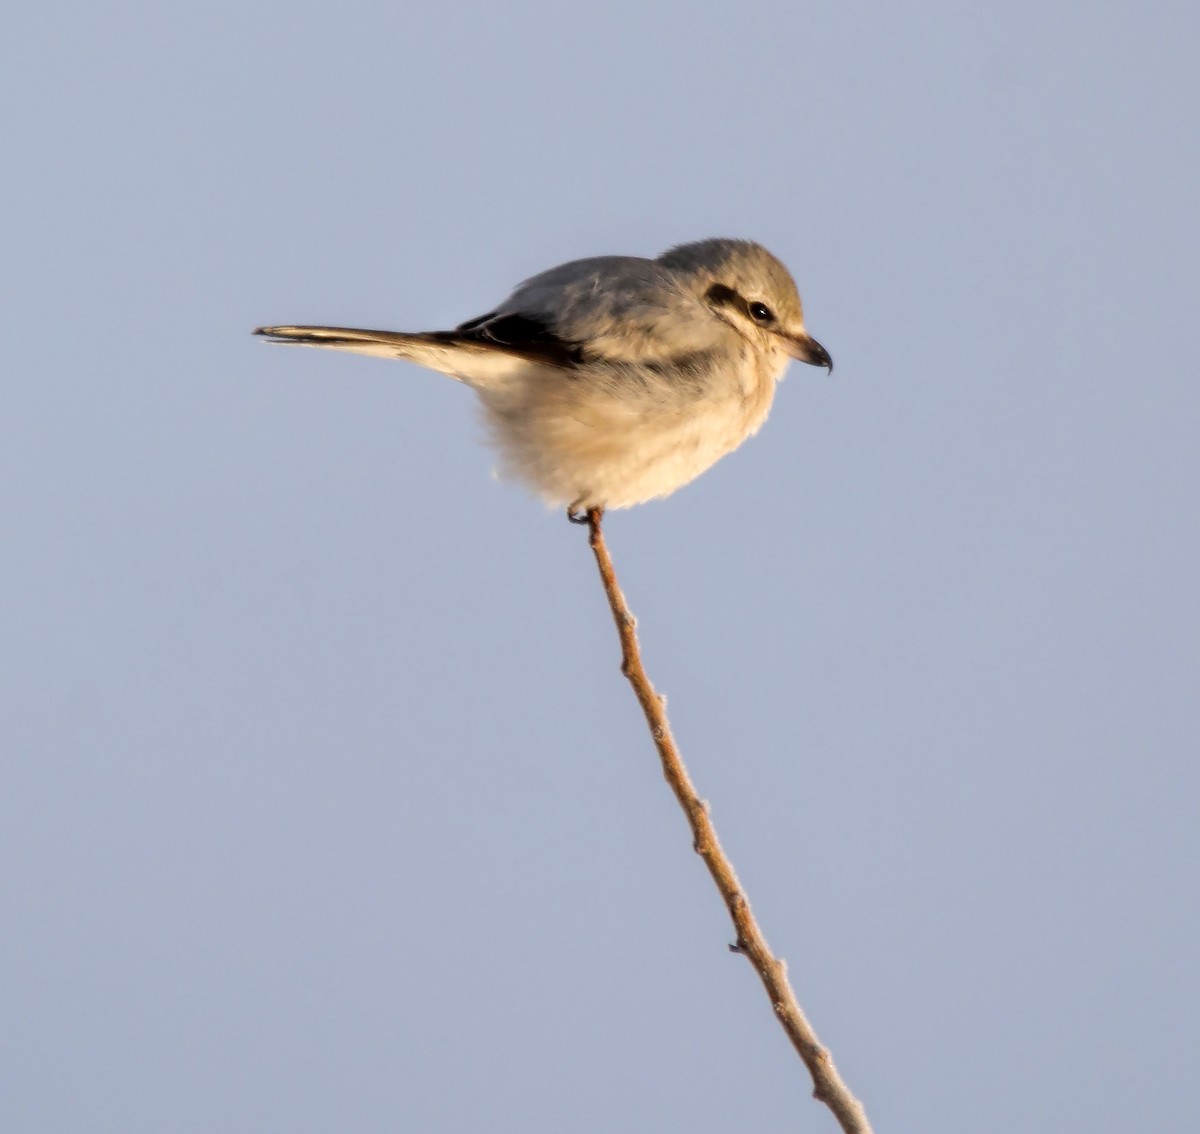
[748,302,774,323]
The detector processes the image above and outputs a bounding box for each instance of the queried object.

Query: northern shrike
[256,238,831,518]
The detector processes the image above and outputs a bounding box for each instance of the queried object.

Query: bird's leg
[567,496,595,525]
[566,500,604,529]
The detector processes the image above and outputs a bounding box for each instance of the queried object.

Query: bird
[255,238,831,521]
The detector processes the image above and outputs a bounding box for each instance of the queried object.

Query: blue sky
[3,3,1197,1131]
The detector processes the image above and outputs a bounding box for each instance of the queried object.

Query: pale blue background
[4,3,1197,1131]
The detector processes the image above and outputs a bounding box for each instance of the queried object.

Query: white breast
[474,347,785,510]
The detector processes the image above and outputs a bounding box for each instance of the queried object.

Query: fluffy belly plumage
[477,363,777,510]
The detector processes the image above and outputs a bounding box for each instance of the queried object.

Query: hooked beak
[785,332,833,374]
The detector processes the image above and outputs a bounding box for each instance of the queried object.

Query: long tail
[253,324,534,387]
[253,325,428,361]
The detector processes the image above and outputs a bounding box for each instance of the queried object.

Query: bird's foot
[566,504,605,530]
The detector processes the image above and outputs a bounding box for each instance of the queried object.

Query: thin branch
[582,507,872,1134]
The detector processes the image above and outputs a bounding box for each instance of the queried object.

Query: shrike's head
[659,238,832,372]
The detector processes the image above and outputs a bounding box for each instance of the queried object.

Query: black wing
[444,312,586,368]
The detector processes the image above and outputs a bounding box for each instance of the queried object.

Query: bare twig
[582,507,872,1134]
